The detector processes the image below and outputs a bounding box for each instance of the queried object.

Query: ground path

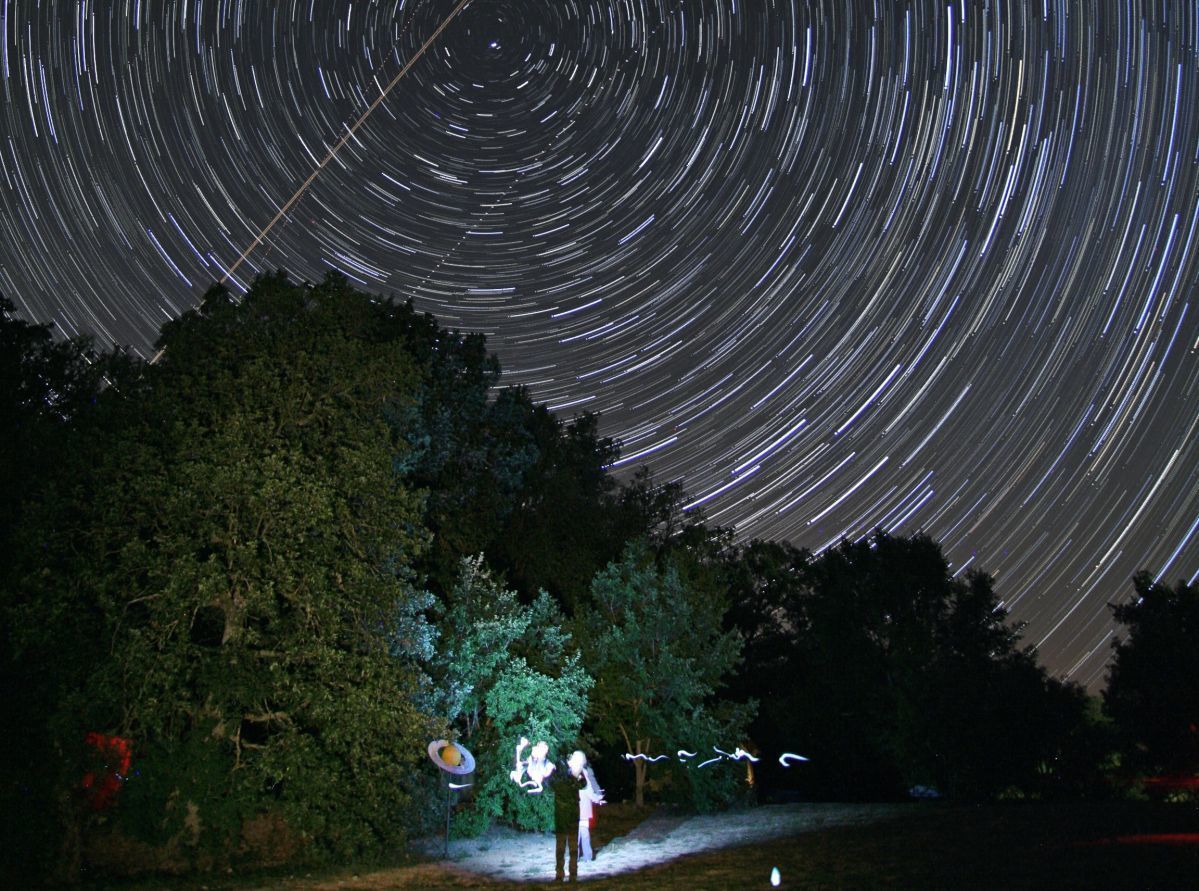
[180,800,1199,889]
[319,802,907,887]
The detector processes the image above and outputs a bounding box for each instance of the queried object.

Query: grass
[584,801,1199,890]
[81,800,1199,890]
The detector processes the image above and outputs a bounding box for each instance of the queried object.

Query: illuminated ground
[93,800,1199,889]
[257,802,1199,890]
[409,801,906,884]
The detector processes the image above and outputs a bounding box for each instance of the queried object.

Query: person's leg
[578,820,593,861]
[568,827,579,879]
[555,831,568,880]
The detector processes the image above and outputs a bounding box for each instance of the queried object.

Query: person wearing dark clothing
[550,766,585,881]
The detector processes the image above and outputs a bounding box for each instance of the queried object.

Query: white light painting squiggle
[624,747,811,768]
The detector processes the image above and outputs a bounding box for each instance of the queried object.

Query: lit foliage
[1105,573,1199,778]
[577,539,752,809]
[6,272,442,864]
[427,556,592,835]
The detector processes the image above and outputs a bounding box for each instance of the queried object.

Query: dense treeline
[1,276,1194,884]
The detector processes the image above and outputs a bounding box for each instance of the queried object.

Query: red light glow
[81,732,132,811]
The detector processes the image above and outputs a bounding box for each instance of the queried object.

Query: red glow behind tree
[81,733,131,811]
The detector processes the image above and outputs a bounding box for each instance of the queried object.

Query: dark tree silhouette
[0,296,124,541]
[0,297,134,882]
[1104,573,1199,778]
[485,410,623,612]
[727,531,1094,800]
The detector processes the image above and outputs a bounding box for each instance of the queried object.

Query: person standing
[550,760,583,881]
[568,750,605,862]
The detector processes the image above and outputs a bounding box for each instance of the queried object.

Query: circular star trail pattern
[3,1,1198,686]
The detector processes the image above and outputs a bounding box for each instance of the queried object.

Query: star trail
[3,1,1198,687]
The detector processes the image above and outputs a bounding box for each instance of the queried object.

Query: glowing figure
[510,736,555,793]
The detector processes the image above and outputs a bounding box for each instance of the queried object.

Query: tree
[754,531,1094,800]
[423,556,591,835]
[487,411,627,612]
[0,299,134,882]
[720,539,812,794]
[377,304,658,614]
[614,466,691,548]
[902,568,1097,799]
[1104,573,1199,778]
[3,272,442,870]
[577,540,752,808]
[0,295,120,542]
[383,313,540,596]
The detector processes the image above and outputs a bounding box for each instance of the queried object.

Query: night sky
[3,1,1198,688]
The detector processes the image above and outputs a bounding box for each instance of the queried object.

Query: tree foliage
[577,540,752,809]
[727,531,1094,800]
[4,272,443,869]
[486,412,627,612]
[0,297,126,881]
[382,314,538,596]
[376,299,659,614]
[426,556,591,835]
[0,295,125,541]
[1104,573,1199,778]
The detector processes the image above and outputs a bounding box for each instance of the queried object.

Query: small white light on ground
[771,866,781,886]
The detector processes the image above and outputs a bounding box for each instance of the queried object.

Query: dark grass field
[582,801,1199,890]
[83,800,1199,890]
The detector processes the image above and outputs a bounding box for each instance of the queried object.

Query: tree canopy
[0,295,123,542]
[726,531,1094,800]
[1104,573,1199,779]
[577,539,753,809]
[5,273,445,869]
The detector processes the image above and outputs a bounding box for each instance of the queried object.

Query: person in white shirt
[567,750,605,862]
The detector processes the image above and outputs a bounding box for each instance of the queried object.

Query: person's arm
[509,737,528,783]
[584,767,605,803]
